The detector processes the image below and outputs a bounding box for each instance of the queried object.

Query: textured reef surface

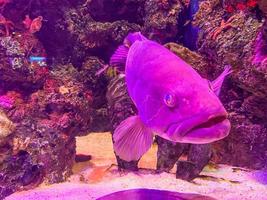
[194,0,267,170]
[0,0,267,199]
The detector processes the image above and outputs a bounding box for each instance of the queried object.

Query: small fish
[110,32,231,162]
[29,56,46,62]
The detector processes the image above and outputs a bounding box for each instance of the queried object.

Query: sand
[5,132,267,200]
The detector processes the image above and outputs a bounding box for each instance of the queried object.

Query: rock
[0,34,48,90]
[106,74,139,171]
[0,62,93,199]
[176,144,212,181]
[88,0,145,23]
[164,42,212,77]
[62,7,141,65]
[79,57,110,132]
[194,0,267,169]
[75,154,92,163]
[0,150,44,199]
[0,38,93,199]
[176,161,197,181]
[0,110,14,141]
[2,0,83,62]
[156,136,189,172]
[142,0,182,43]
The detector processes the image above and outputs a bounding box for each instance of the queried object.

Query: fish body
[110,32,231,161]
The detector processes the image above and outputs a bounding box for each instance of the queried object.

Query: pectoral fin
[113,115,154,162]
[211,65,233,96]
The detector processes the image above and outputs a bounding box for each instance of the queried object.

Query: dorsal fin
[109,32,147,71]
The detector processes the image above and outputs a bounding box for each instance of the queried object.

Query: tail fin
[109,32,147,71]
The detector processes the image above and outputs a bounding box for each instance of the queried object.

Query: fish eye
[164,94,176,108]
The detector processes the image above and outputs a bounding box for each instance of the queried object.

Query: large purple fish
[110,32,231,162]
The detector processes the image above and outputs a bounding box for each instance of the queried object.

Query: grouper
[110,32,231,162]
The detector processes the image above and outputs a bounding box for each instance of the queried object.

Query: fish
[29,56,46,62]
[110,32,231,162]
[97,188,217,200]
[0,110,14,139]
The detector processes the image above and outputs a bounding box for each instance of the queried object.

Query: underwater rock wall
[0,32,95,198]
[194,0,267,169]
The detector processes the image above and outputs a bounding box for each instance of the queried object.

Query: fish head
[139,64,230,144]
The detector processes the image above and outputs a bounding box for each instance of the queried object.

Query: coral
[195,0,267,169]
[0,62,94,199]
[0,33,48,88]
[79,57,110,132]
[0,110,14,140]
[164,42,212,77]
[223,0,259,13]
[0,0,11,9]
[27,64,93,136]
[87,0,145,23]
[142,0,182,43]
[63,7,141,64]
[0,14,13,36]
[0,151,44,198]
[23,15,43,34]
[258,0,267,17]
[0,0,266,198]
[209,16,235,40]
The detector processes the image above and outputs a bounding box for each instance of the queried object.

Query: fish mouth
[189,115,227,132]
[165,111,231,144]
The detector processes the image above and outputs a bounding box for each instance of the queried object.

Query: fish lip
[187,114,228,134]
[165,110,229,140]
[179,118,231,144]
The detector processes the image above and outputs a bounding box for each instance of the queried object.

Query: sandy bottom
[5,132,267,200]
